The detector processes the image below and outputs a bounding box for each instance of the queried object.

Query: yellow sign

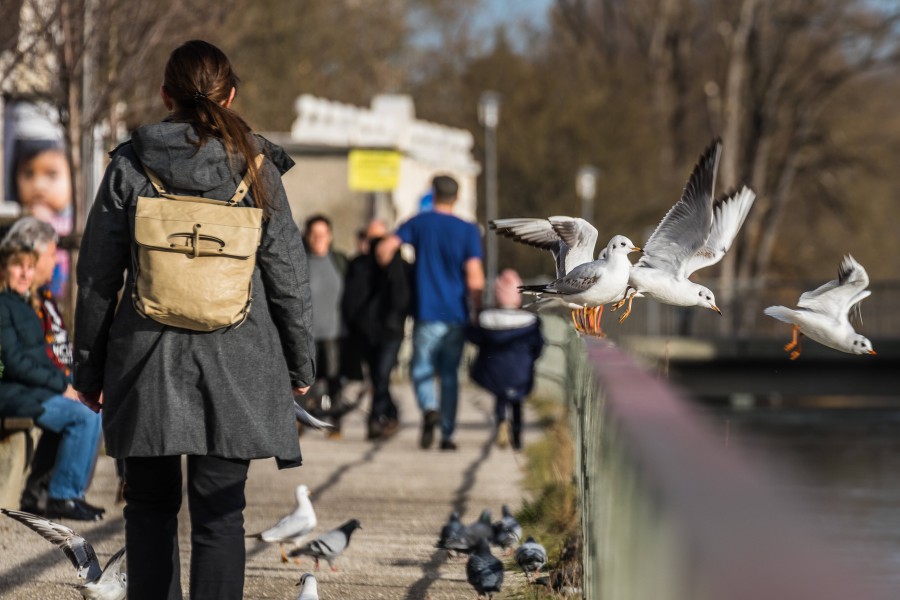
[348,150,402,191]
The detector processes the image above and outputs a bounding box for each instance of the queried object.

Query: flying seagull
[764,254,877,360]
[613,139,756,322]
[1,508,126,600]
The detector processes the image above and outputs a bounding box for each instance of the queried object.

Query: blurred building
[263,93,481,253]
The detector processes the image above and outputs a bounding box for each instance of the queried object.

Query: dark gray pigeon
[436,511,464,550]
[1,508,127,599]
[491,504,522,550]
[288,519,361,571]
[466,537,504,599]
[443,509,493,555]
[514,536,547,579]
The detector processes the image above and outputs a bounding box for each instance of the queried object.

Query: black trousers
[363,336,403,424]
[123,455,250,600]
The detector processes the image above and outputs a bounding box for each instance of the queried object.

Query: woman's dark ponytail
[163,40,273,216]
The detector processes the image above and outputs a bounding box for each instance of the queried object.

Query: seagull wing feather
[1,509,102,582]
[684,186,755,276]
[638,140,721,276]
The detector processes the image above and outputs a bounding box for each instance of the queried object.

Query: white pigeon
[1,508,126,600]
[519,235,640,336]
[295,572,320,600]
[490,216,602,278]
[764,254,877,360]
[247,484,317,563]
[614,139,756,322]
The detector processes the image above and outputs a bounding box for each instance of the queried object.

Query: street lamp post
[478,91,501,306]
[576,165,600,223]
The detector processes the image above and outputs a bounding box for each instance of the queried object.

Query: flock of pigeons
[436,505,559,599]
[493,138,877,359]
[2,487,556,599]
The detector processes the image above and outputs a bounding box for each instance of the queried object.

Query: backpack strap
[140,154,265,205]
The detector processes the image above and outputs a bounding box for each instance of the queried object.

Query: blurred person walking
[343,219,410,440]
[303,214,350,438]
[0,240,103,521]
[467,269,544,451]
[73,40,315,600]
[377,175,484,451]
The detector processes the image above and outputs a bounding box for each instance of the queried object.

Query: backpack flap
[135,195,262,258]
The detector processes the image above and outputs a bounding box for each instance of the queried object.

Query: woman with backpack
[73,40,315,600]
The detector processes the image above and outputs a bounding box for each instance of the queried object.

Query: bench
[0,417,36,509]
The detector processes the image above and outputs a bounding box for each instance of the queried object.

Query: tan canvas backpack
[132,155,264,332]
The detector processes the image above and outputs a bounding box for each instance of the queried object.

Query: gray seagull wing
[683,186,755,276]
[1,509,102,582]
[797,254,871,322]
[637,140,721,277]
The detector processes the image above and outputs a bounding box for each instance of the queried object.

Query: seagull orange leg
[789,332,803,361]
[279,543,288,563]
[618,292,636,324]
[784,324,800,352]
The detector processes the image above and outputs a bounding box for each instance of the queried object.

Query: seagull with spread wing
[612,139,756,322]
[518,235,640,336]
[490,216,617,331]
[1,508,126,600]
[764,255,877,360]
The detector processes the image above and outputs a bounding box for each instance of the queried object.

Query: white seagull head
[693,284,721,314]
[848,334,877,356]
[605,235,641,257]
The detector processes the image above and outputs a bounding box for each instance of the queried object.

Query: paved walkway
[0,383,534,599]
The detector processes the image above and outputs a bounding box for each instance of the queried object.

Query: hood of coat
[131,121,253,194]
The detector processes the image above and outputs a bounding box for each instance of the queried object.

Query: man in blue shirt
[378,175,484,450]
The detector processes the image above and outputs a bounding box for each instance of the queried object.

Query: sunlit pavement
[0,383,534,599]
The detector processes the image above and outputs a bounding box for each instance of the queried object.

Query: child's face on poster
[16,149,71,213]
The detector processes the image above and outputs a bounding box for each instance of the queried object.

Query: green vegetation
[508,394,581,598]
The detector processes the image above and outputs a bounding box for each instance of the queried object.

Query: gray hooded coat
[73,121,314,468]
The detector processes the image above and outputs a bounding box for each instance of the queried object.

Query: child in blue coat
[468,269,544,450]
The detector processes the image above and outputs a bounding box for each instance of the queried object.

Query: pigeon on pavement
[515,536,548,579]
[442,509,493,555]
[1,508,126,600]
[466,537,504,599]
[295,572,319,600]
[288,518,362,571]
[491,504,522,550]
[436,511,465,551]
[247,484,317,563]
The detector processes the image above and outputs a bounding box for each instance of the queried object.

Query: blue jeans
[410,321,466,441]
[34,395,102,500]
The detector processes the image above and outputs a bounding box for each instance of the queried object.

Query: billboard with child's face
[3,100,72,297]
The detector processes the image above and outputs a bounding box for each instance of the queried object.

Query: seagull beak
[711,305,722,315]
[868,350,877,355]
[631,246,641,252]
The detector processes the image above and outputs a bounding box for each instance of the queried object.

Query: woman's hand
[77,391,103,413]
[292,386,310,396]
[63,384,80,401]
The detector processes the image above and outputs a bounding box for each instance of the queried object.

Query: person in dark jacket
[73,41,315,600]
[2,217,105,518]
[467,269,544,451]
[0,241,103,520]
[342,219,411,440]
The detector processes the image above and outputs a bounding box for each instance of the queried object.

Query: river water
[703,401,900,597]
